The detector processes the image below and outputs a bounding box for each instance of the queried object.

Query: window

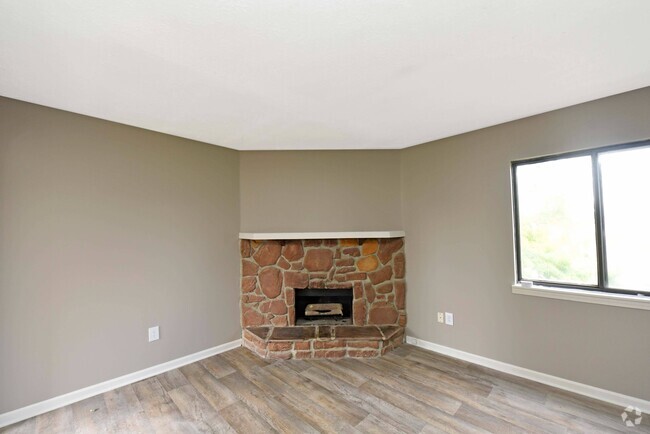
[512,140,650,296]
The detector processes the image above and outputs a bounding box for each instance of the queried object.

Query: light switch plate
[444,312,454,326]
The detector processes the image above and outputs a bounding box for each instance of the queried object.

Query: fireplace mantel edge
[238,231,405,240]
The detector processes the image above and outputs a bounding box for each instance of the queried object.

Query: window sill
[512,284,650,310]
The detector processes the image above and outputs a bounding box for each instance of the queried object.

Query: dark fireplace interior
[294,288,353,325]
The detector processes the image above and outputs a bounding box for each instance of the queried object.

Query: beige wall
[0,97,241,413]
[401,87,650,400]
[239,150,402,233]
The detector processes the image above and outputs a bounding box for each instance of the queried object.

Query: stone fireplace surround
[240,235,406,359]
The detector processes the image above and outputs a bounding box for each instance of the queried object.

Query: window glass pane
[516,156,597,285]
[599,146,650,291]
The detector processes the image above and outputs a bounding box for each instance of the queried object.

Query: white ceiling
[1,1,649,151]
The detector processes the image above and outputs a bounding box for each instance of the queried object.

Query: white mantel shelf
[238,231,405,240]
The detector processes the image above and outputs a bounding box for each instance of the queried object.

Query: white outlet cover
[148,326,160,342]
[445,312,454,326]
[437,312,444,323]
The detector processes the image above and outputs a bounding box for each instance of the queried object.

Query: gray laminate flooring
[2,344,648,433]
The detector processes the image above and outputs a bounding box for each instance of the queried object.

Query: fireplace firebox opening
[294,288,353,325]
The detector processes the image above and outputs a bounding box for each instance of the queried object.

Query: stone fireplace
[239,236,405,359]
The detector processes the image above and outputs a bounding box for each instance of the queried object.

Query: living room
[1,1,649,432]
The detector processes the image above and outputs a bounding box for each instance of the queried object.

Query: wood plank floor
[2,344,648,433]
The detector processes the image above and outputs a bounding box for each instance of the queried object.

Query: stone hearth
[240,237,406,359]
[243,325,405,359]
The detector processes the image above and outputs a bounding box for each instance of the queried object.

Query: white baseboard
[0,339,242,429]
[406,336,650,414]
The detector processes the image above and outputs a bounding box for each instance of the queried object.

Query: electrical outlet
[445,312,454,326]
[148,326,160,342]
[437,312,444,323]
